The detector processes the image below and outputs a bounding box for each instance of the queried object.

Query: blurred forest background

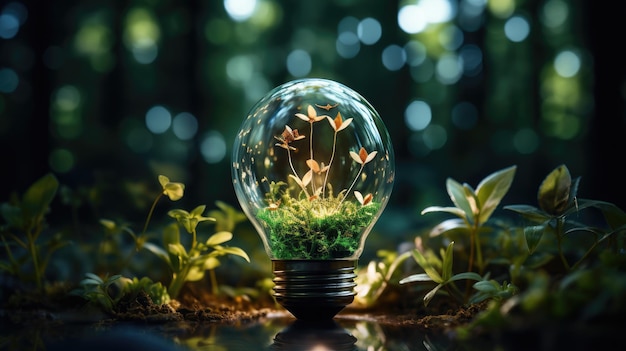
[1,0,625,260]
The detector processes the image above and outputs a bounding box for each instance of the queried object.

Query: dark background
[1,0,624,254]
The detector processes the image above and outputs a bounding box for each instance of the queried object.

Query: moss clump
[257,196,380,259]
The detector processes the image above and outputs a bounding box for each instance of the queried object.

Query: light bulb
[232,78,395,320]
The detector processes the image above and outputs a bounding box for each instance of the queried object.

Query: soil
[1,281,486,334]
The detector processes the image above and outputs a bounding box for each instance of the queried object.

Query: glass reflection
[270,319,358,351]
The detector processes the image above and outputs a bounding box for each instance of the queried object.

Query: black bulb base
[272,259,357,321]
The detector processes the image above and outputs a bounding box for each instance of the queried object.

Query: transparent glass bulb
[232,78,395,320]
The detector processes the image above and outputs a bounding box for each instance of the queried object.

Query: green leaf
[80,278,103,286]
[84,272,104,283]
[399,273,434,284]
[203,256,221,270]
[206,231,233,247]
[163,222,180,247]
[185,265,206,281]
[190,205,207,217]
[208,201,248,232]
[570,199,626,230]
[21,173,59,223]
[423,283,445,306]
[538,164,571,215]
[421,206,467,219]
[1,203,23,229]
[168,243,187,260]
[524,223,548,254]
[214,246,251,262]
[473,280,499,293]
[143,242,170,265]
[475,165,516,225]
[426,218,470,238]
[446,178,474,221]
[441,241,455,282]
[410,249,443,283]
[449,272,482,282]
[503,204,552,223]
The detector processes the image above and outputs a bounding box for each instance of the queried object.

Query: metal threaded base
[272,259,357,321]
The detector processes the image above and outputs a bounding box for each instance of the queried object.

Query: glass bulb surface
[232,78,395,260]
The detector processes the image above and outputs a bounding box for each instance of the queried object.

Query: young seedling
[70,273,124,313]
[145,205,250,298]
[399,241,483,306]
[0,173,69,293]
[420,165,517,274]
[353,249,413,308]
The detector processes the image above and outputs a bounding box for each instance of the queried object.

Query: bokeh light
[381,45,406,71]
[49,148,75,173]
[405,100,432,131]
[504,15,530,42]
[357,17,382,45]
[0,68,18,93]
[224,0,257,22]
[286,49,312,77]
[554,50,581,78]
[200,130,227,164]
[172,112,198,140]
[145,105,172,134]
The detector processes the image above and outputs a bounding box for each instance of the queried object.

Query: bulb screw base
[272,259,357,321]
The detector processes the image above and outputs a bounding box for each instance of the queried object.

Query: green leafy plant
[256,104,382,259]
[414,164,626,340]
[97,219,148,273]
[0,173,70,292]
[420,165,517,274]
[399,241,483,306]
[70,273,124,313]
[353,249,413,308]
[145,205,250,298]
[469,279,517,304]
[208,200,248,233]
[120,276,170,305]
[504,164,626,271]
[71,273,171,312]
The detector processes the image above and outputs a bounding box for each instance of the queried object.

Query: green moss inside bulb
[257,185,381,259]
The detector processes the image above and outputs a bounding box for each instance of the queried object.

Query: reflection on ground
[3,312,478,351]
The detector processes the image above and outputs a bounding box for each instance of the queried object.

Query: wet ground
[2,310,490,351]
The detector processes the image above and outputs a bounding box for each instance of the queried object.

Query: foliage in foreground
[1,173,252,313]
[355,164,626,336]
[2,164,625,340]
[0,174,70,293]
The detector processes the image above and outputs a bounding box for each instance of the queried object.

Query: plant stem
[287,148,309,197]
[209,269,218,295]
[322,131,338,198]
[467,226,475,274]
[142,192,163,236]
[191,229,197,250]
[464,220,483,301]
[474,222,484,274]
[28,228,42,292]
[308,121,316,194]
[555,217,571,271]
[335,164,364,211]
[168,264,190,298]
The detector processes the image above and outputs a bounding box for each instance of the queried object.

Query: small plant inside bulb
[256,103,382,260]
